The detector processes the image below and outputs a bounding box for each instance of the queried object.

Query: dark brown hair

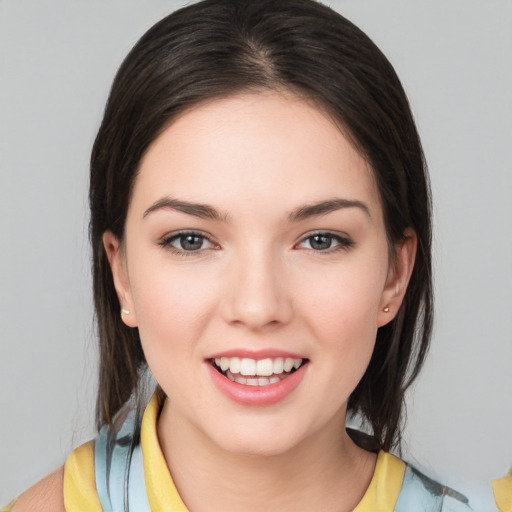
[90,0,432,452]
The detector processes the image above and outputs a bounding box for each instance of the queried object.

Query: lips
[207,352,309,406]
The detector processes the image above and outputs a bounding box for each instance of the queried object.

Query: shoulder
[9,440,100,512]
[64,440,102,511]
[11,466,65,512]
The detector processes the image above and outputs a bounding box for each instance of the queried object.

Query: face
[105,92,415,457]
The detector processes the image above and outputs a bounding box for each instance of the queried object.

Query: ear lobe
[102,231,138,328]
[377,228,417,327]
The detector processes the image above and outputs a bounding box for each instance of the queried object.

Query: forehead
[132,92,381,219]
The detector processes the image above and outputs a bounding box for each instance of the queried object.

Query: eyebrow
[288,198,371,222]
[143,197,229,221]
[143,196,370,222]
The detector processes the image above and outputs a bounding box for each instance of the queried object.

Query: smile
[211,357,304,387]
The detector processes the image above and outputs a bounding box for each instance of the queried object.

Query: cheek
[128,258,219,356]
[130,264,221,403]
[299,259,386,385]
[301,262,385,338]
[310,289,379,373]
[310,300,378,410]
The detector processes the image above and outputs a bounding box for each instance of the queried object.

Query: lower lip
[207,363,308,406]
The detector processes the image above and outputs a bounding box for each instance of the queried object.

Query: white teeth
[240,358,257,376]
[226,370,287,386]
[273,357,284,374]
[283,358,294,372]
[229,357,241,374]
[256,358,274,376]
[215,356,303,377]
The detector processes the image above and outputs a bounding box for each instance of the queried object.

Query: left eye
[160,232,215,252]
[298,233,353,251]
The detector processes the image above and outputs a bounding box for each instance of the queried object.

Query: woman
[4,0,509,510]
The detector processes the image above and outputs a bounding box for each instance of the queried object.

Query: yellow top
[0,501,17,512]
[493,470,512,512]
[3,395,508,511]
[63,440,102,511]
[62,394,406,511]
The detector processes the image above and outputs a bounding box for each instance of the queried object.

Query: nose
[221,246,293,331]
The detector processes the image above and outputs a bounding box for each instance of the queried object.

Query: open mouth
[210,356,308,387]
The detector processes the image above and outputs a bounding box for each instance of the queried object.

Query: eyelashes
[158,230,354,257]
[158,231,217,256]
[296,232,354,252]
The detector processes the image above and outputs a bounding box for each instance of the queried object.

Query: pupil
[182,235,202,250]
[311,234,331,250]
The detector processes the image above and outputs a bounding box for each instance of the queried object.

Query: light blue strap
[127,442,151,511]
[95,424,113,512]
[94,409,151,511]
[395,465,472,512]
[108,411,134,510]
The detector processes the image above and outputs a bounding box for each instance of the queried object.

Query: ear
[103,231,138,328]
[377,228,417,327]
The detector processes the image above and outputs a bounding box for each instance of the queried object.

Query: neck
[157,399,377,512]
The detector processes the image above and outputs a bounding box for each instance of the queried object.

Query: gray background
[1,0,511,507]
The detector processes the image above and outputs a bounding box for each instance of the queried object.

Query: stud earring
[383,306,390,313]
[121,309,131,315]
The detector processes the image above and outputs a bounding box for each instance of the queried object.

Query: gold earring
[121,308,131,315]
[383,306,390,312]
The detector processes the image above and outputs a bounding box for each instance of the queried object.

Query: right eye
[159,231,216,255]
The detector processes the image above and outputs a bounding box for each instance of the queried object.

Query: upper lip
[206,348,306,360]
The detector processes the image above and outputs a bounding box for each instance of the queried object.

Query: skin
[104,92,416,512]
[11,467,64,512]
[13,92,415,511]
